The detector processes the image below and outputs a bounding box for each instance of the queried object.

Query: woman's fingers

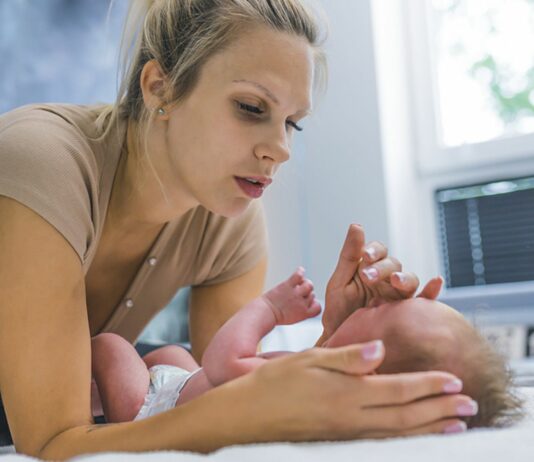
[360,418,467,439]
[329,224,366,288]
[416,276,444,300]
[360,371,464,407]
[389,271,420,297]
[363,241,388,263]
[363,393,477,432]
[301,341,385,375]
[359,256,402,285]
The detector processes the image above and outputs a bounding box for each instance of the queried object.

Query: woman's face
[158,26,314,217]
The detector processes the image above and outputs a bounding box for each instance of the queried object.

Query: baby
[91,268,523,428]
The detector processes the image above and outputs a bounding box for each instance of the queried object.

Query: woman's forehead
[200,27,314,104]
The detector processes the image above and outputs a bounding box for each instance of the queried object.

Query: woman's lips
[234,176,267,198]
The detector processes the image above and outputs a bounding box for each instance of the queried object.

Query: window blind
[437,177,534,288]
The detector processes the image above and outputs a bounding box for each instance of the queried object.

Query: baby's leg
[91,333,150,423]
[202,267,321,386]
[142,344,199,371]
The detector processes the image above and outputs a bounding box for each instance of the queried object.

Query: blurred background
[2,0,534,370]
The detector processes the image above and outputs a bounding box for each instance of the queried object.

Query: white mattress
[1,388,533,462]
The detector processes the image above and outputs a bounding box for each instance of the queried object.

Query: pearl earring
[157,107,166,115]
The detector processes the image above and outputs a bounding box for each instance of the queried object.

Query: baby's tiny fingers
[288,266,306,285]
[308,300,322,317]
[297,279,314,297]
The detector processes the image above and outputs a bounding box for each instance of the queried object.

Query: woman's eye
[236,101,303,132]
[237,101,264,115]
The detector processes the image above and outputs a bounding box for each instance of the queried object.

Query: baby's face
[325,298,469,373]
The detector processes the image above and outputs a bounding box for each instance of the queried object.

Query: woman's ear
[140,59,170,117]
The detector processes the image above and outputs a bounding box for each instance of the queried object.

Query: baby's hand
[263,267,322,325]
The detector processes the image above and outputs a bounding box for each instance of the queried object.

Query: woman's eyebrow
[232,79,279,105]
[232,79,311,116]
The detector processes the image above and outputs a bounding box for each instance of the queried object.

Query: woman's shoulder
[0,102,111,141]
[0,103,117,263]
[0,103,106,194]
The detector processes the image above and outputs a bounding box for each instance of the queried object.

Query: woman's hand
[318,224,444,345]
[216,341,473,445]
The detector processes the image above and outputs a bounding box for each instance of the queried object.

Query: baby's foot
[263,267,322,325]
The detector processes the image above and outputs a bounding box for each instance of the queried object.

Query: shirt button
[147,256,158,266]
[125,299,134,309]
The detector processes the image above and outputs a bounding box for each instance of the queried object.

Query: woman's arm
[189,256,267,361]
[0,199,472,460]
[0,197,93,456]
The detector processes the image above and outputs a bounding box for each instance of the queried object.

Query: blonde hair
[96,0,327,194]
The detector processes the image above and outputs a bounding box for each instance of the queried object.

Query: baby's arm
[202,268,321,386]
[91,333,151,423]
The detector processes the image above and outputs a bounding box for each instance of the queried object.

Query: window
[374,0,534,361]
[408,0,534,173]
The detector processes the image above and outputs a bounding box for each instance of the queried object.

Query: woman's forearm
[39,344,473,460]
[38,377,266,460]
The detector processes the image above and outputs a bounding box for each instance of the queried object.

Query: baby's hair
[385,321,525,429]
[459,328,524,428]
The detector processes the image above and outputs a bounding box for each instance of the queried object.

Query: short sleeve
[0,108,96,263]
[195,200,269,286]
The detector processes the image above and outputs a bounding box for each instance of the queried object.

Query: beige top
[0,104,268,343]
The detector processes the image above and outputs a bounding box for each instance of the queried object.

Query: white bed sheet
[1,388,533,462]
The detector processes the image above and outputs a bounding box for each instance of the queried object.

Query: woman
[0,0,472,459]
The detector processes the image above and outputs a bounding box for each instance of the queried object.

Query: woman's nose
[254,130,291,164]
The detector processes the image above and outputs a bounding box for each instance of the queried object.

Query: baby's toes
[288,266,305,287]
[297,279,314,297]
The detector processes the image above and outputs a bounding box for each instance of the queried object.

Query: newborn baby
[91,268,522,428]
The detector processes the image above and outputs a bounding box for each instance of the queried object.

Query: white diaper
[134,364,200,421]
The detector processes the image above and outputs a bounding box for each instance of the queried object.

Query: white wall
[263,0,389,300]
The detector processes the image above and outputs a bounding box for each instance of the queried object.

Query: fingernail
[362,340,384,361]
[443,421,467,434]
[362,267,378,281]
[365,247,376,261]
[443,378,463,394]
[394,272,406,284]
[457,400,478,416]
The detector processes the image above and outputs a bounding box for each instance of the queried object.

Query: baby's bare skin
[92,268,322,421]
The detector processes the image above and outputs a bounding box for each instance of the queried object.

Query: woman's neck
[105,118,194,235]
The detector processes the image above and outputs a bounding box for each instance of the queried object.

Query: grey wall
[263,0,389,301]
[0,0,126,112]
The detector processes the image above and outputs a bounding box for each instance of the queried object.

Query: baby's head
[324,298,524,428]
